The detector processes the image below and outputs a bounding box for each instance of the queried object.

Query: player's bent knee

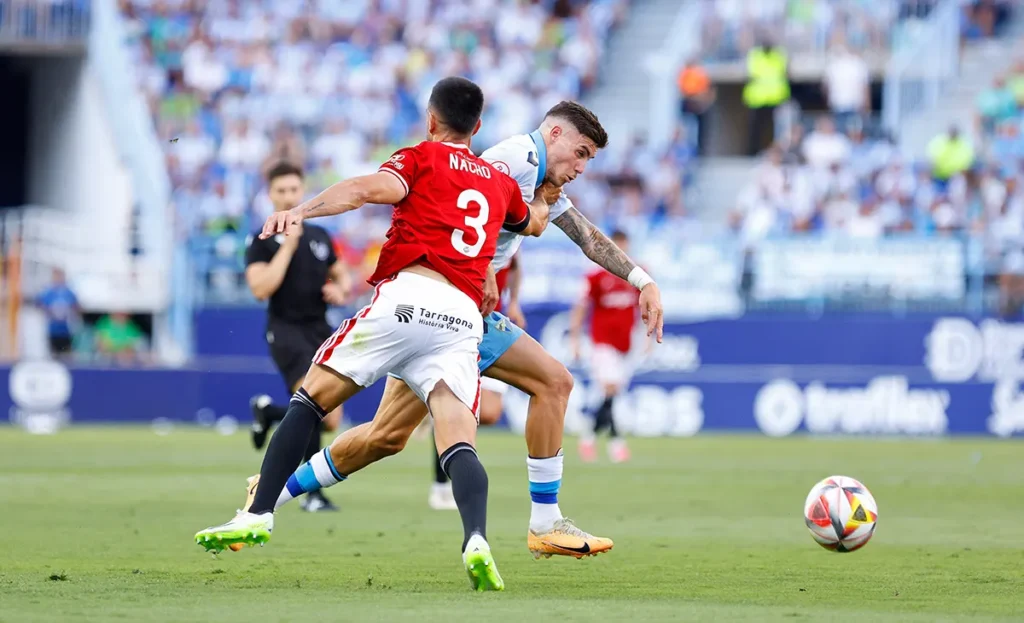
[545,362,574,401]
[300,363,362,413]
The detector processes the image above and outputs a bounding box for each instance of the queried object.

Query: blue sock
[276,447,345,509]
[526,450,564,532]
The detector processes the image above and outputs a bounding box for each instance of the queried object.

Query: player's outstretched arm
[300,172,408,219]
[260,172,407,239]
[553,207,664,341]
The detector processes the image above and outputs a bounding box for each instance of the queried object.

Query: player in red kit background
[196,77,555,592]
[569,231,642,464]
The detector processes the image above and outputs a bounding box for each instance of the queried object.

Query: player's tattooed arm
[552,207,636,281]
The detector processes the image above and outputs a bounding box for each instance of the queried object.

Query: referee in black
[243,162,351,512]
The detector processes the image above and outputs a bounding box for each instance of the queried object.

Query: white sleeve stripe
[378,167,410,198]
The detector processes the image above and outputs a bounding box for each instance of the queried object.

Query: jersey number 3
[452,189,489,258]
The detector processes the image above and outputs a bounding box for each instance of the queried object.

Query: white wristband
[627,266,654,291]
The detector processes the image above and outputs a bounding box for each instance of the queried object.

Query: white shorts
[314,272,483,411]
[589,343,632,388]
[480,376,509,396]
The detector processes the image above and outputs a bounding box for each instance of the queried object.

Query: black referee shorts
[265,318,334,393]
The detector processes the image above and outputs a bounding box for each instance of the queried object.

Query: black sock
[249,389,326,514]
[440,442,488,551]
[593,397,614,435]
[607,398,619,438]
[304,419,323,463]
[264,403,288,427]
[432,431,449,484]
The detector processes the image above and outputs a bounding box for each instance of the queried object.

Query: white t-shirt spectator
[312,126,366,176]
[172,132,215,175]
[220,127,271,168]
[495,4,543,47]
[875,164,917,199]
[782,168,816,223]
[824,195,859,230]
[182,40,228,93]
[846,207,884,239]
[735,186,778,247]
[803,130,852,169]
[813,164,857,200]
[823,50,869,112]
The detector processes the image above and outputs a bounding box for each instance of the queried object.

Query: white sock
[276,448,345,510]
[527,451,564,533]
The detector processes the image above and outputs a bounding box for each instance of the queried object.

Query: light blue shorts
[478,311,525,372]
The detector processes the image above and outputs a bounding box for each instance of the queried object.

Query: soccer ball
[803,475,878,553]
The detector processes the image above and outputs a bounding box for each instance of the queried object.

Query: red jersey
[584,268,638,353]
[371,141,531,307]
[493,254,517,313]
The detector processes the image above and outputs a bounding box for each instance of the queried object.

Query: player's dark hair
[544,101,608,150]
[427,77,485,137]
[610,229,628,242]
[266,161,303,185]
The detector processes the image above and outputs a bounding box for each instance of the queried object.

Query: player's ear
[550,125,562,141]
[426,110,438,136]
[471,118,482,137]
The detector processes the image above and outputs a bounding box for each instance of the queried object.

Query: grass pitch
[0,427,1021,622]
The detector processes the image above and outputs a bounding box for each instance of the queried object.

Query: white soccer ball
[803,475,878,553]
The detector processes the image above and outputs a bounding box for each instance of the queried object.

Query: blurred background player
[243,162,351,513]
[570,231,640,464]
[430,254,522,510]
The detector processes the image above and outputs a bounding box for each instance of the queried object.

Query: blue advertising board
[5,309,1024,437]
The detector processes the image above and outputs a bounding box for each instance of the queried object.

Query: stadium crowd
[116,0,708,301]
[114,0,1020,310]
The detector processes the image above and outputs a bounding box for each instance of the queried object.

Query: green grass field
[1,427,1021,622]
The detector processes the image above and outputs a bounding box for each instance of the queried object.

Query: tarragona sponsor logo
[417,308,473,331]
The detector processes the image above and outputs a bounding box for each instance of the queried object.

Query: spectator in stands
[35,269,80,359]
[170,119,215,176]
[821,45,871,131]
[731,181,779,249]
[677,58,716,154]
[743,35,790,155]
[220,119,271,169]
[780,124,806,164]
[927,125,975,188]
[845,197,885,240]
[94,312,147,365]
[802,116,851,170]
[975,75,1017,136]
[989,119,1024,164]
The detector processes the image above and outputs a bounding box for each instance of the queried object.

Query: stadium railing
[882,0,961,141]
[0,0,90,44]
